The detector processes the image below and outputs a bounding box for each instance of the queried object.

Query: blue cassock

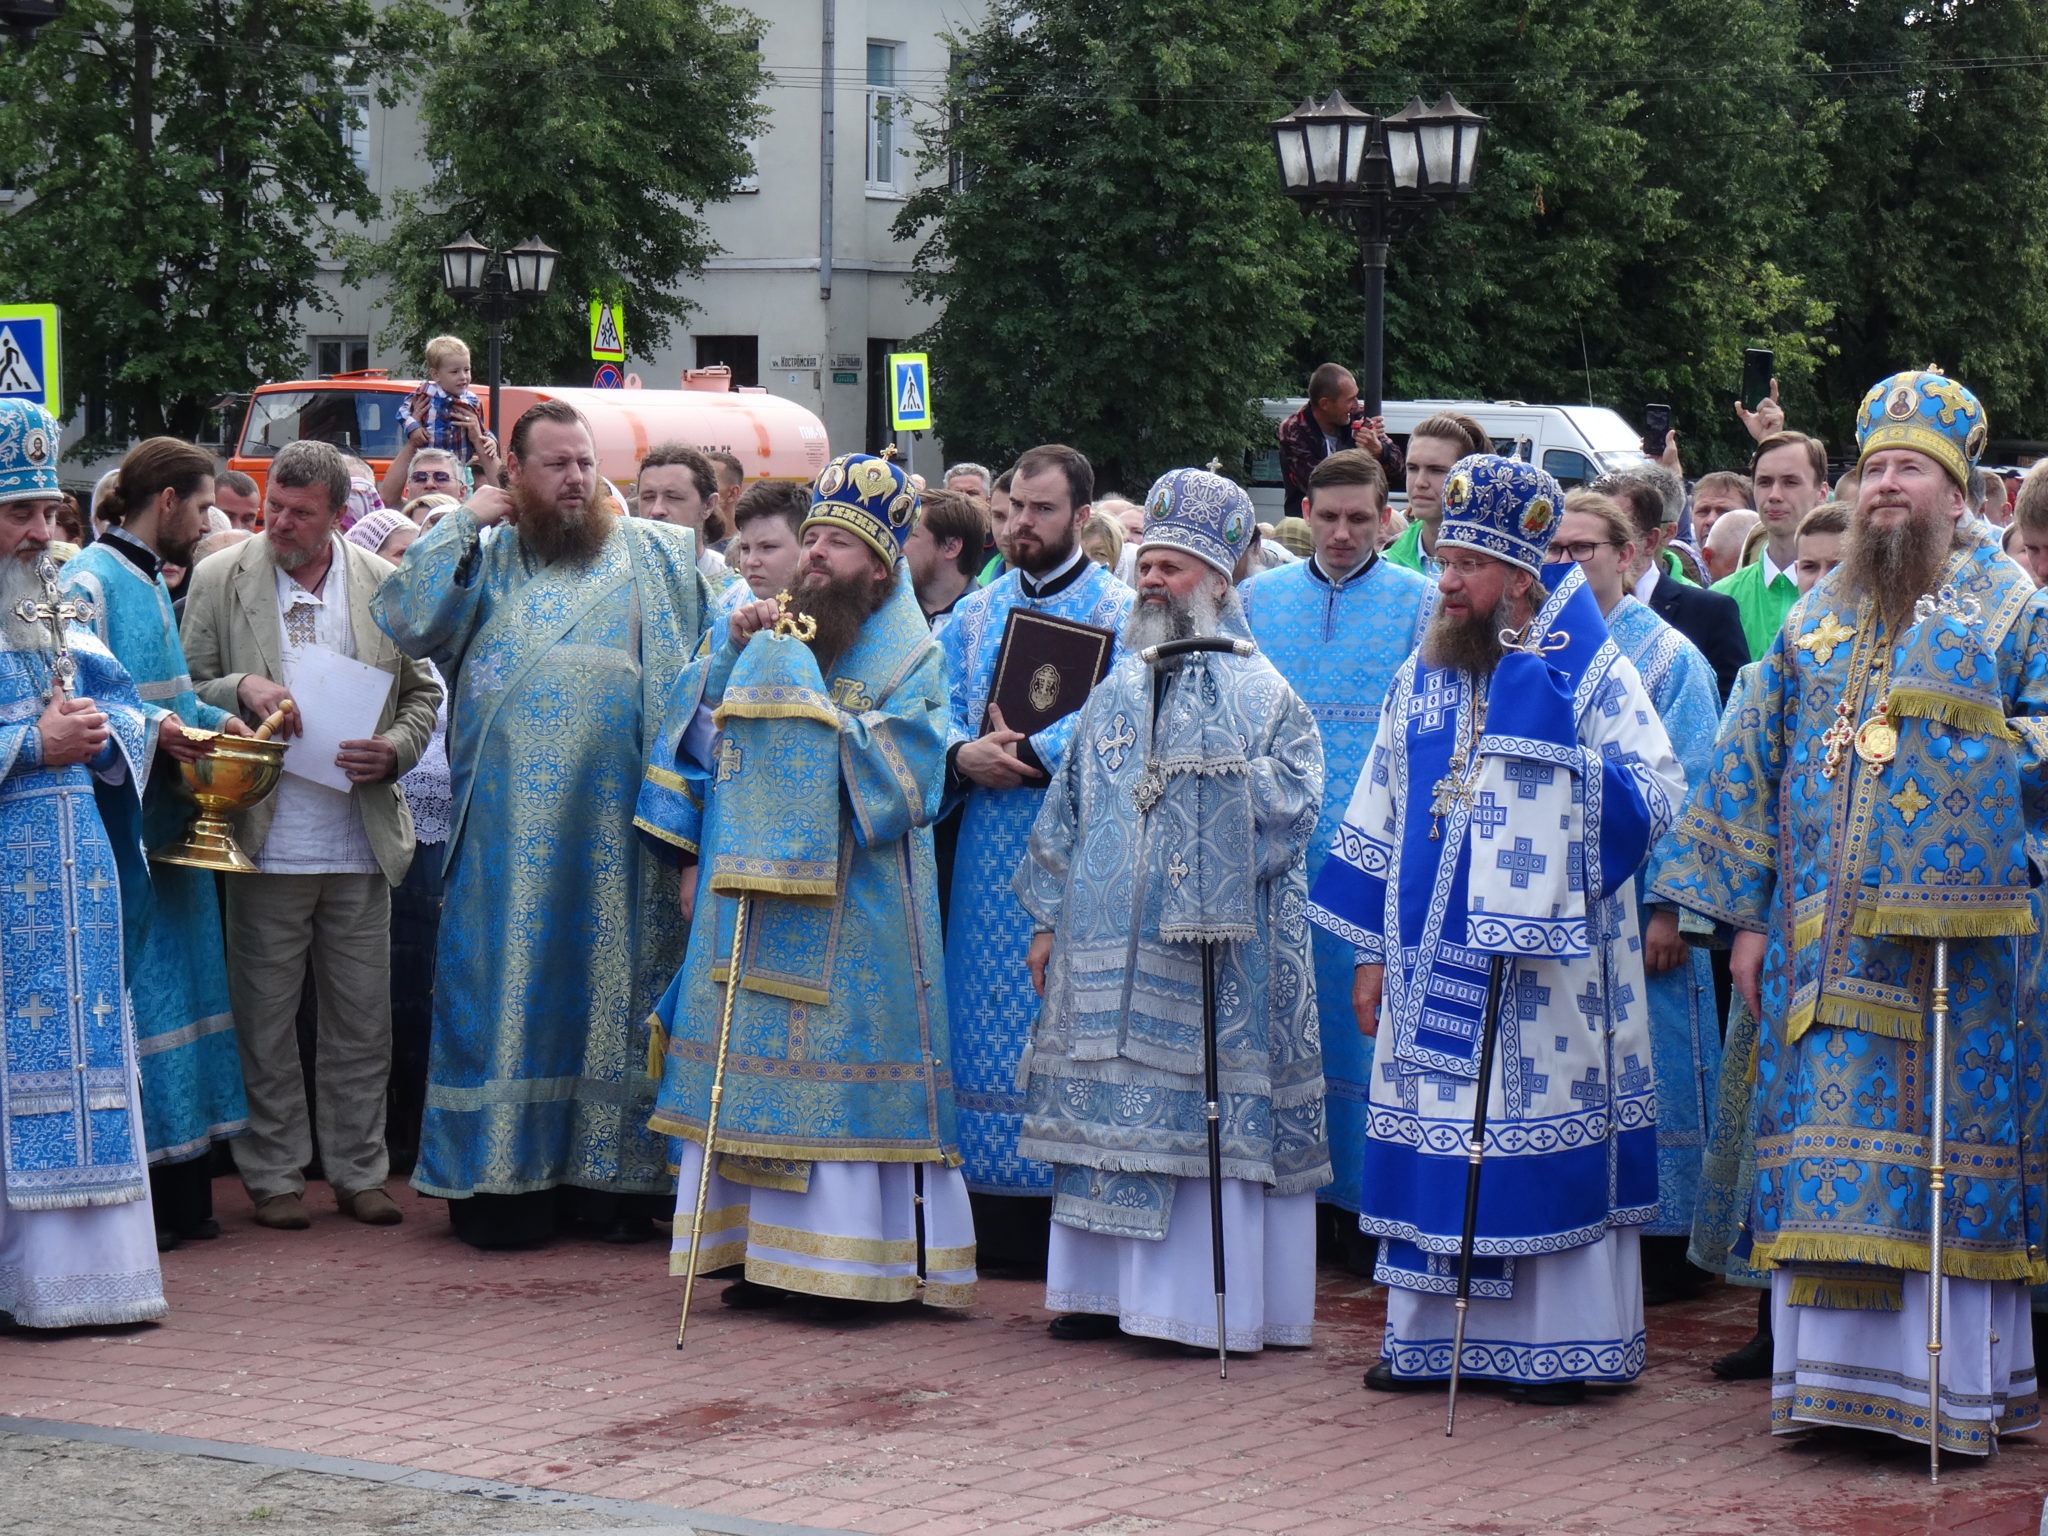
[1308,567,1683,1363]
[1603,595,1724,1237]
[63,541,248,1163]
[935,558,1132,1194]
[1,623,154,1209]
[1240,552,1431,1212]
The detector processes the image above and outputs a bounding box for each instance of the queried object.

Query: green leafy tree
[0,0,442,448]
[897,0,1419,495]
[356,0,767,386]
[1796,0,2048,447]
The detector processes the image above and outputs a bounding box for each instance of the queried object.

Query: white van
[1250,398,1651,522]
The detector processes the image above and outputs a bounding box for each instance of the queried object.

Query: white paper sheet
[280,645,393,793]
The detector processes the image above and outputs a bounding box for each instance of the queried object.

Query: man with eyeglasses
[1309,456,1684,1406]
[1554,490,1724,1311]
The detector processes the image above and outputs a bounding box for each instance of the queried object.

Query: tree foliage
[0,0,442,448]
[897,0,1419,494]
[354,0,767,386]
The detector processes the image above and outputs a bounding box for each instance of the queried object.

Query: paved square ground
[1,1181,2039,1535]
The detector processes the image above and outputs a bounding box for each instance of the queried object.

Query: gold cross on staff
[10,553,95,698]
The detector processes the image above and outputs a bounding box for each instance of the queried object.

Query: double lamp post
[437,231,561,442]
[1270,90,1486,416]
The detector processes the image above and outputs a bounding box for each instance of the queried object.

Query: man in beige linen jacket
[183,439,440,1232]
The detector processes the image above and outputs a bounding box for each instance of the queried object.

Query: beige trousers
[224,873,392,1202]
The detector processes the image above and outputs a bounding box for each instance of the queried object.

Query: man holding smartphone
[1276,363,1403,516]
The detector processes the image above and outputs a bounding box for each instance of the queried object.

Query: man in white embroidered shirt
[182,440,440,1232]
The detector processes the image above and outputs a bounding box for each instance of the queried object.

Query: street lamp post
[437,231,562,443]
[0,0,64,48]
[1271,90,1485,416]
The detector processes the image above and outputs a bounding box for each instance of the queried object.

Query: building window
[734,38,760,192]
[313,337,370,376]
[695,335,759,389]
[866,42,902,194]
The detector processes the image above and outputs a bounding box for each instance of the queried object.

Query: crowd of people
[1,348,2044,1468]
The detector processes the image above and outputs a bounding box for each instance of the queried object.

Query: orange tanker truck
[228,368,831,500]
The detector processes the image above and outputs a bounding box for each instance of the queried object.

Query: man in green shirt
[1711,430,1830,657]
[1383,411,1488,576]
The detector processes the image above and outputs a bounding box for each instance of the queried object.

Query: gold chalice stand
[151,706,294,874]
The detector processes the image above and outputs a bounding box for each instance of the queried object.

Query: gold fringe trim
[1883,686,2014,740]
[1784,996,1818,1045]
[1791,992,1926,1044]
[1788,1273,1902,1311]
[645,1015,669,1079]
[1850,901,2037,940]
[1752,1233,2048,1284]
[706,874,838,899]
[710,963,833,1006]
[712,699,839,730]
[631,814,697,855]
[1791,910,1826,954]
[642,763,702,806]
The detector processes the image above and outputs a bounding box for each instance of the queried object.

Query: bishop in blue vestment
[936,447,1132,1204]
[373,403,709,1245]
[1240,448,1430,1217]
[1311,458,1684,1403]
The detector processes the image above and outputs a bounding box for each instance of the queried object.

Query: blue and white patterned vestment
[63,539,248,1164]
[373,509,709,1200]
[1,619,168,1326]
[936,555,1132,1194]
[1309,565,1684,1385]
[1240,552,1431,1212]
[1602,596,1723,1237]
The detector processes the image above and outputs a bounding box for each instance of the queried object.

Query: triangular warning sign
[0,327,41,395]
[896,368,924,418]
[592,305,622,356]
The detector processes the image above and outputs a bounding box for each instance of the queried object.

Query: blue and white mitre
[1436,454,1565,576]
[0,398,60,504]
[803,451,919,567]
[1854,368,1985,489]
[1141,467,1255,577]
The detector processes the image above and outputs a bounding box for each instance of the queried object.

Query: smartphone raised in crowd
[1741,348,1774,409]
[1643,403,1671,458]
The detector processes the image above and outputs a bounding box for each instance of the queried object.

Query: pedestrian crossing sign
[888,352,931,432]
[589,299,626,362]
[0,304,59,413]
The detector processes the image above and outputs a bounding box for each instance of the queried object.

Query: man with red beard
[1658,370,2048,1457]
[374,399,710,1250]
[639,452,973,1322]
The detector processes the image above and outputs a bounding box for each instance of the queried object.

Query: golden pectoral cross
[771,590,818,642]
[1429,753,1474,840]
[1819,702,1856,781]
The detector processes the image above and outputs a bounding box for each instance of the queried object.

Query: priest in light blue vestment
[640,452,975,1312]
[63,447,250,1243]
[1017,469,1328,1352]
[373,401,709,1246]
[1310,457,1684,1404]
[0,401,166,1326]
[1240,448,1430,1219]
[937,446,1131,1206]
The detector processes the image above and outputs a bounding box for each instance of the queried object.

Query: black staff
[1141,634,1253,1379]
[1446,953,1508,1435]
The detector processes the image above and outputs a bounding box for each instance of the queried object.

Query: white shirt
[1758,547,1795,589]
[258,541,379,875]
[1632,562,1662,604]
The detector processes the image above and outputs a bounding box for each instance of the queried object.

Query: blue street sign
[0,304,60,412]
[888,352,931,433]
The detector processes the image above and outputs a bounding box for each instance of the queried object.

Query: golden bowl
[151,733,291,873]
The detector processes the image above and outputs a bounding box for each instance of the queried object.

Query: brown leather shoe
[339,1188,403,1226]
[252,1192,312,1230]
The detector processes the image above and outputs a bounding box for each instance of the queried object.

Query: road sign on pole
[589,299,626,362]
[593,363,623,389]
[887,352,931,433]
[0,304,60,413]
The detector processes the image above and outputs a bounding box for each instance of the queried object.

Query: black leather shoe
[175,1218,221,1241]
[1047,1312,1120,1341]
[1508,1379,1587,1406]
[1362,1357,1435,1393]
[1712,1329,1773,1381]
[153,1229,181,1254]
[720,1278,791,1310]
[599,1216,655,1245]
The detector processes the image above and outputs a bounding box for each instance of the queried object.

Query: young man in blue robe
[1017,469,1328,1352]
[374,399,710,1249]
[640,452,974,1318]
[1657,371,2046,1456]
[0,400,166,1327]
[1240,448,1430,1246]
[1310,456,1685,1405]
[1552,490,1726,1306]
[62,438,252,1250]
[935,445,1131,1261]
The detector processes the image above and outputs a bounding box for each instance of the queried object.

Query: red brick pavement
[1,1180,2040,1536]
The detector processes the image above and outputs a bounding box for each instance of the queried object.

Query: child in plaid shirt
[400,335,500,474]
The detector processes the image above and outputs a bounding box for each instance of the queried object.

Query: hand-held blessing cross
[11,553,96,701]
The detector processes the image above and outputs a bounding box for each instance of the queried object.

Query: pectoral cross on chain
[12,554,95,701]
